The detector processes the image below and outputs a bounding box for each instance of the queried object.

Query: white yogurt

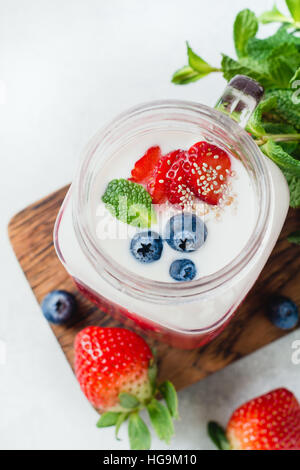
[91,134,257,282]
[55,130,289,334]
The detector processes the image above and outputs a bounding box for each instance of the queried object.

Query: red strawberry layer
[131,146,161,184]
[187,142,231,205]
[129,141,232,207]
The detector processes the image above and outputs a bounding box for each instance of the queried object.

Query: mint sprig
[171,1,300,232]
[102,178,157,228]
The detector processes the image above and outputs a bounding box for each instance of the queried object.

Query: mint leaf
[147,398,174,444]
[187,43,219,75]
[159,381,179,419]
[102,179,156,228]
[128,412,151,450]
[286,0,300,21]
[96,412,121,428]
[290,66,300,84]
[282,170,300,207]
[119,392,140,409]
[233,9,258,58]
[207,421,230,450]
[259,5,292,25]
[221,54,272,87]
[262,140,300,175]
[246,27,293,61]
[266,89,300,131]
[267,44,300,87]
[172,65,203,85]
[263,122,298,153]
[247,96,278,137]
[288,230,300,244]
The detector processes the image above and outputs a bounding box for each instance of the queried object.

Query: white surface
[0,0,299,450]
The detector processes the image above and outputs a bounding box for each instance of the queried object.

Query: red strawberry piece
[75,326,153,412]
[130,146,161,184]
[208,388,300,450]
[165,150,195,208]
[74,326,178,450]
[188,141,231,205]
[147,150,181,204]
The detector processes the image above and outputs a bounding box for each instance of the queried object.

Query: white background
[0,0,299,450]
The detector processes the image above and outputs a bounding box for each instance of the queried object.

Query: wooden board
[8,186,300,392]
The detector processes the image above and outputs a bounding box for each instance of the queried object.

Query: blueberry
[267,295,298,330]
[169,259,197,281]
[165,213,207,252]
[41,290,77,324]
[130,231,163,263]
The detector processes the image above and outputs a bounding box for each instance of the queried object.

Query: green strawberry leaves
[128,412,151,450]
[96,411,122,427]
[207,421,231,450]
[96,361,179,450]
[159,380,179,419]
[234,9,258,58]
[147,398,174,444]
[119,392,141,409]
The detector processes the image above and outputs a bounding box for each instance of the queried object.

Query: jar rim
[72,99,271,302]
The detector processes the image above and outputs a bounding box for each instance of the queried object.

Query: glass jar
[54,82,289,349]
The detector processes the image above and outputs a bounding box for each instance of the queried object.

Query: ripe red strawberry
[188,141,231,205]
[130,146,161,184]
[208,388,300,450]
[74,326,178,450]
[164,150,195,208]
[147,150,182,204]
[75,326,153,411]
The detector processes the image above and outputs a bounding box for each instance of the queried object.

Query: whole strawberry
[75,326,178,450]
[208,388,300,450]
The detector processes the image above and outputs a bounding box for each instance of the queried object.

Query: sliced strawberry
[130,146,161,184]
[147,150,181,204]
[188,141,231,205]
[165,150,195,208]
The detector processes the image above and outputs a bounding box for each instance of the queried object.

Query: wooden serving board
[8,186,300,392]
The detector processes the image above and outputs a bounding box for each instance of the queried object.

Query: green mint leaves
[259,1,300,27]
[286,0,300,22]
[259,5,292,25]
[171,5,300,213]
[234,9,258,58]
[172,43,220,84]
[102,178,157,228]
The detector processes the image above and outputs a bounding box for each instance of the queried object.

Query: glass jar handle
[215,75,264,129]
